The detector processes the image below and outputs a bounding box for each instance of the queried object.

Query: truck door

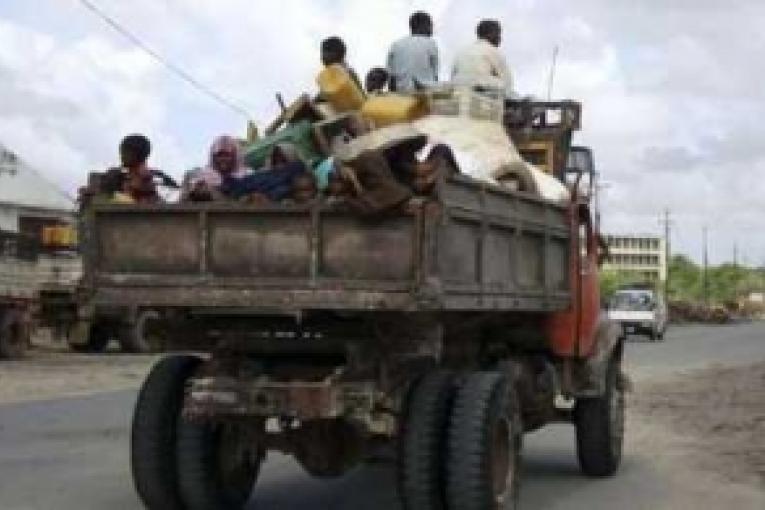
[576,205,601,356]
[545,203,602,358]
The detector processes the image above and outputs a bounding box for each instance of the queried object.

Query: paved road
[1,323,764,510]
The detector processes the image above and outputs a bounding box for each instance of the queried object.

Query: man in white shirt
[386,11,439,92]
[452,19,516,98]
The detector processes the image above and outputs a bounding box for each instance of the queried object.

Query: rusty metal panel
[92,285,417,311]
[516,233,545,288]
[208,212,310,277]
[482,227,515,292]
[549,238,569,291]
[439,218,479,284]
[321,216,415,281]
[96,211,199,274]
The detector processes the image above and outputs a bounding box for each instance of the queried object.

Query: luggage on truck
[361,94,428,128]
[242,120,323,170]
[317,64,366,113]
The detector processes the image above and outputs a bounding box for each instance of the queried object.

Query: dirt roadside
[630,361,765,489]
[0,341,157,404]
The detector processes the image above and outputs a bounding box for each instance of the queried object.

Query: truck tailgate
[84,205,423,310]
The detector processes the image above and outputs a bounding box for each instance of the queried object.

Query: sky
[0,0,763,265]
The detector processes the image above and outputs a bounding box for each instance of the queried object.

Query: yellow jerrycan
[317,64,366,112]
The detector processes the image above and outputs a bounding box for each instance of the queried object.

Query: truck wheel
[131,355,201,510]
[177,420,263,510]
[574,358,624,477]
[119,311,162,353]
[68,321,111,353]
[398,371,455,510]
[447,372,521,510]
[0,309,29,359]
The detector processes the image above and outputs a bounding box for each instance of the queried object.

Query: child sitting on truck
[100,134,165,203]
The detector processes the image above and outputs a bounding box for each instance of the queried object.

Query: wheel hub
[491,418,514,509]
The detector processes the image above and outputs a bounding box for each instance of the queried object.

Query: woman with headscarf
[183,135,252,201]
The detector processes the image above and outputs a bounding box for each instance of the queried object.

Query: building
[602,233,667,283]
[0,143,75,238]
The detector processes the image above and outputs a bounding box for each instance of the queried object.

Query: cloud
[0,0,763,264]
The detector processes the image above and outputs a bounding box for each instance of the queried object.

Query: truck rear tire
[574,358,624,477]
[68,321,111,353]
[447,372,521,510]
[0,309,29,359]
[177,420,262,510]
[131,355,201,510]
[119,311,162,353]
[397,371,455,510]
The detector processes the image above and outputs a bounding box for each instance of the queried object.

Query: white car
[607,289,668,341]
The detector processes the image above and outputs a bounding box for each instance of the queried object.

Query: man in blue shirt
[387,11,439,92]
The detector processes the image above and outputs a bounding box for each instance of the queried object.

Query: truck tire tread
[447,371,520,510]
[0,309,29,359]
[398,371,455,510]
[131,354,200,510]
[574,360,624,477]
[177,420,260,510]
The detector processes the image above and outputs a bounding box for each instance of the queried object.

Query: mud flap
[571,317,625,398]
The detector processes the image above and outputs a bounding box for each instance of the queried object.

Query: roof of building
[0,143,74,212]
[604,233,662,240]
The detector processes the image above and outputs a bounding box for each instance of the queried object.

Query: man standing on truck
[386,11,439,92]
[452,19,517,98]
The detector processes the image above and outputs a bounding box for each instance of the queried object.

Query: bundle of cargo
[306,69,570,207]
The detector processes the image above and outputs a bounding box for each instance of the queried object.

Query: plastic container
[317,64,365,113]
[429,86,504,123]
[361,95,428,127]
[41,226,56,246]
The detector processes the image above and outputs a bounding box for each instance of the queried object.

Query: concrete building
[602,233,667,282]
[0,143,75,237]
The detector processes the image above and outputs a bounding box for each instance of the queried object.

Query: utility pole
[733,242,738,268]
[546,45,559,100]
[660,209,672,301]
[702,225,709,305]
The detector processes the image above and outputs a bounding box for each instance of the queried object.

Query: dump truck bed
[80,175,571,313]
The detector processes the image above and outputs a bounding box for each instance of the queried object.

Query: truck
[0,230,81,358]
[607,285,668,341]
[76,100,625,510]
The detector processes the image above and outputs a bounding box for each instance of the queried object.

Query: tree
[599,269,646,301]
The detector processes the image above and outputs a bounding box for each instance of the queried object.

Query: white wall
[0,206,19,232]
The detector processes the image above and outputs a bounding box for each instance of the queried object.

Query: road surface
[1,323,764,509]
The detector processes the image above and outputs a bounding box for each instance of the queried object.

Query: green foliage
[667,254,765,303]
[599,269,653,300]
[599,255,765,305]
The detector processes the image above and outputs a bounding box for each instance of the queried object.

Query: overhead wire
[77,0,253,120]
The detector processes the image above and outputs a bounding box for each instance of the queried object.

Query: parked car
[607,288,668,341]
